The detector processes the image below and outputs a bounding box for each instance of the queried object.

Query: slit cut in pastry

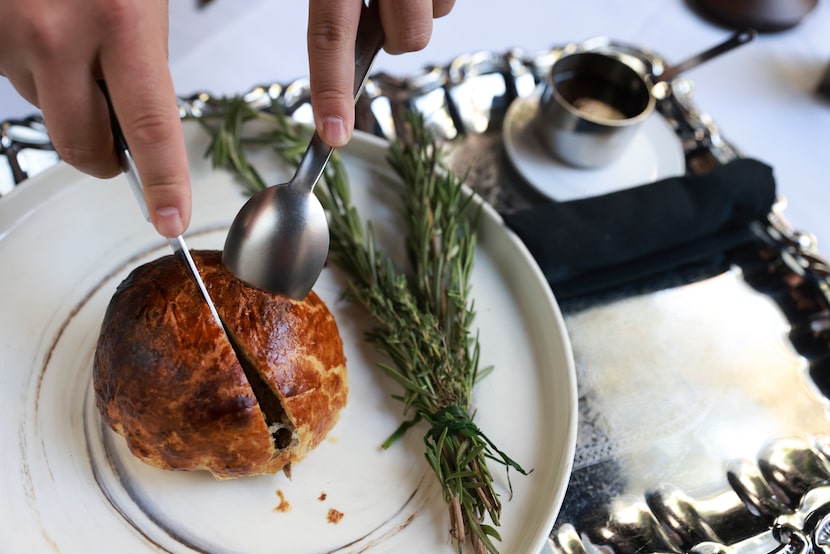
[92,250,348,479]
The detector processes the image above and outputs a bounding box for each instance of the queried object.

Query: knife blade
[99,85,293,440]
[100,83,223,328]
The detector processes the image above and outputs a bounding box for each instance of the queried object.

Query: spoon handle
[353,0,385,98]
[293,0,385,192]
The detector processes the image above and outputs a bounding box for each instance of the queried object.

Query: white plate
[0,123,577,554]
[503,90,686,202]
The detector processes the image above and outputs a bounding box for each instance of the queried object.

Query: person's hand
[307,0,455,147]
[0,0,190,238]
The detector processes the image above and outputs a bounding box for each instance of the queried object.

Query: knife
[99,85,293,437]
[99,83,223,328]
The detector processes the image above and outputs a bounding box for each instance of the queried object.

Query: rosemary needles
[197,99,529,554]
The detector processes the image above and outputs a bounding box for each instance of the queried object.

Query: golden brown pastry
[93,250,347,479]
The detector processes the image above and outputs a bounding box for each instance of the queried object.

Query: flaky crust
[93,250,347,479]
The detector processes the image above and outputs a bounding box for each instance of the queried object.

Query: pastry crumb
[318,491,327,501]
[327,508,344,524]
[274,489,291,513]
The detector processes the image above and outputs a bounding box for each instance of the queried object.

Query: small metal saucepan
[535,29,755,168]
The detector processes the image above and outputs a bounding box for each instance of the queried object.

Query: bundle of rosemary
[196,98,528,553]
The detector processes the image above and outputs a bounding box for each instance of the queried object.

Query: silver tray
[4,39,830,554]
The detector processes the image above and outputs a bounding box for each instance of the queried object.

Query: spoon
[654,28,756,84]
[222,0,384,298]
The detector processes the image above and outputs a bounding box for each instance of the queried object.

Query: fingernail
[322,116,349,147]
[154,206,184,237]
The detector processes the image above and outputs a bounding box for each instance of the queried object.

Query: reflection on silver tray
[4,37,830,554]
[0,116,57,195]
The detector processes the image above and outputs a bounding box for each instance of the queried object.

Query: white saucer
[503,90,686,202]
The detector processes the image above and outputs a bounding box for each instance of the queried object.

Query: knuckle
[56,142,117,178]
[56,142,96,167]
[13,0,137,56]
[387,25,431,54]
[307,16,352,54]
[18,14,65,57]
[96,0,139,30]
[311,83,351,106]
[123,109,176,147]
[142,178,181,197]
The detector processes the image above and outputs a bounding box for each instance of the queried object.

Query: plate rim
[0,124,577,554]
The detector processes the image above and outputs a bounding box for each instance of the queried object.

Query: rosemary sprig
[195,99,529,553]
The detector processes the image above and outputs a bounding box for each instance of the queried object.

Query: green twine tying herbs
[195,97,530,554]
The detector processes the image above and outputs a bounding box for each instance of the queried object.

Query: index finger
[307,0,363,148]
[98,4,191,238]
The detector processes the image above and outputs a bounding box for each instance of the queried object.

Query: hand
[307,0,455,147]
[0,0,191,238]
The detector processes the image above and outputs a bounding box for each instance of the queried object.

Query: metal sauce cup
[536,51,655,168]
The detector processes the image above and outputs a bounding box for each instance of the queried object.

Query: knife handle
[97,81,151,222]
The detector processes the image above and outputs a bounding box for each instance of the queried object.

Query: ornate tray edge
[3,41,830,554]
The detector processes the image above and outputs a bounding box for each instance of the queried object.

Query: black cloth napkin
[501,158,777,301]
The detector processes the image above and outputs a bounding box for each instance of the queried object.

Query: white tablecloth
[2,0,829,245]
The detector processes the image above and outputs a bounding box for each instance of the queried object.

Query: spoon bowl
[222,172,330,299]
[222,0,383,298]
